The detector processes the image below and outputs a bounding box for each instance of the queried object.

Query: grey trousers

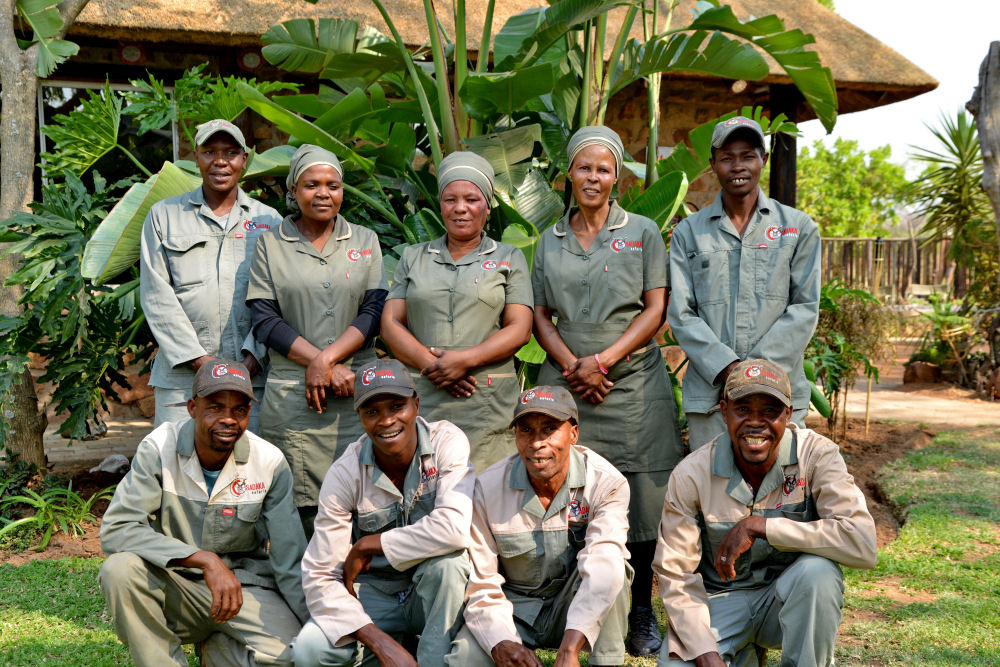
[686,408,808,451]
[657,555,844,667]
[154,386,265,433]
[99,552,301,667]
[292,551,470,667]
[445,565,632,666]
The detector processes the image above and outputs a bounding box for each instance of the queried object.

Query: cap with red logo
[711,116,765,151]
[510,385,578,428]
[194,119,248,152]
[724,359,791,407]
[354,359,416,409]
[192,358,256,402]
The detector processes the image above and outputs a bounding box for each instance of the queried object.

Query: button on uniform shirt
[100,418,309,623]
[652,424,877,661]
[301,417,474,646]
[140,187,279,389]
[667,190,821,413]
[463,446,630,654]
[531,201,667,325]
[388,234,532,349]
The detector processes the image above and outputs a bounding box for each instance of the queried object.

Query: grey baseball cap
[194,119,248,151]
[724,359,792,407]
[510,385,578,428]
[192,358,256,402]
[354,359,416,409]
[711,116,766,150]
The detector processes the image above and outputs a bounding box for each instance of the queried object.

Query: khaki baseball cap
[192,359,256,402]
[354,359,416,409]
[711,116,765,150]
[194,119,248,151]
[724,359,792,407]
[510,385,578,428]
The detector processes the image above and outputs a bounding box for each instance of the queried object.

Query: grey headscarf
[567,125,625,175]
[286,144,343,211]
[437,151,495,203]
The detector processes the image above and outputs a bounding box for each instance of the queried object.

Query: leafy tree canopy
[797,138,908,237]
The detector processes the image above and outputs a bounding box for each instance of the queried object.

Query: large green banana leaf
[621,171,689,244]
[261,18,360,74]
[460,65,557,121]
[81,162,200,285]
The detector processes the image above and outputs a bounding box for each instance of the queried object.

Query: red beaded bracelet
[594,353,609,375]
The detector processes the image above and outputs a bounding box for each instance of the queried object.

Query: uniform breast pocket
[755,246,793,300]
[476,271,506,312]
[354,505,399,540]
[214,503,262,553]
[690,249,729,305]
[163,236,212,288]
[495,532,543,586]
[604,252,644,302]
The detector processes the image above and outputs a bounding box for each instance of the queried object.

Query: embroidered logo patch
[347,248,373,262]
[521,389,555,404]
[231,479,247,496]
[361,368,396,385]
[243,220,271,231]
[611,238,626,252]
[766,226,781,241]
[569,499,590,519]
[211,364,246,379]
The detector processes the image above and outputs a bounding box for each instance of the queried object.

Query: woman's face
[291,164,343,224]
[441,180,489,243]
[569,144,617,209]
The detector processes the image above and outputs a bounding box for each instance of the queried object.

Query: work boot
[626,605,662,656]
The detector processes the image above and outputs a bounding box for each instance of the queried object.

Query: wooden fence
[821,237,954,303]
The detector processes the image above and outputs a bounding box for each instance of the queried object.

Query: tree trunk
[967,42,1000,288]
[1,0,47,466]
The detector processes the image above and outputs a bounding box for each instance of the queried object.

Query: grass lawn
[2,428,997,666]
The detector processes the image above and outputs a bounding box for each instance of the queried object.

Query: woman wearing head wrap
[530,126,682,657]
[247,144,387,536]
[381,151,533,471]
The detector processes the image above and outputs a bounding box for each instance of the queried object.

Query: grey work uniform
[294,417,474,667]
[446,446,632,666]
[653,425,877,666]
[140,187,278,430]
[667,190,821,448]
[389,233,533,472]
[532,201,682,541]
[246,215,386,509]
[99,419,309,667]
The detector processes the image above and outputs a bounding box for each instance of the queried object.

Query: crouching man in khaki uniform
[99,358,309,667]
[653,360,877,667]
[293,358,474,667]
[446,385,632,666]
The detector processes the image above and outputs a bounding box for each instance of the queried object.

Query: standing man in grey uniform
[141,119,281,431]
[99,358,309,667]
[668,116,821,449]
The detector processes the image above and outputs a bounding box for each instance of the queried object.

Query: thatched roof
[70,0,936,116]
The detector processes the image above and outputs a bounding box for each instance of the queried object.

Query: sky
[797,0,998,173]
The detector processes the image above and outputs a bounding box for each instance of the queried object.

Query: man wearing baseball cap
[293,358,475,667]
[141,118,281,430]
[100,358,309,666]
[652,360,876,666]
[668,115,822,450]
[446,385,632,666]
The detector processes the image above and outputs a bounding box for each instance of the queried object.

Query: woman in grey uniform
[381,151,533,472]
[531,125,683,657]
[247,144,386,536]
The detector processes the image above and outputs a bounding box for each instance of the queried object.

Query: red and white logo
[765,226,781,241]
[361,368,377,385]
[482,260,497,270]
[521,389,536,403]
[611,238,626,252]
[231,478,247,496]
[347,248,362,262]
[212,364,228,378]
[746,365,761,378]
[243,220,271,231]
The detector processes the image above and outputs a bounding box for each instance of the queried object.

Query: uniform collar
[175,418,249,465]
[552,200,628,238]
[188,186,250,215]
[510,446,586,520]
[426,232,498,265]
[277,214,352,257]
[705,188,772,239]
[712,425,796,506]
[360,417,433,498]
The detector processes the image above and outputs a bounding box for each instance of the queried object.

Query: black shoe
[626,605,662,656]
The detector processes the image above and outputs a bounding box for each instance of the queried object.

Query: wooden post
[967,42,1000,291]
[769,84,801,207]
